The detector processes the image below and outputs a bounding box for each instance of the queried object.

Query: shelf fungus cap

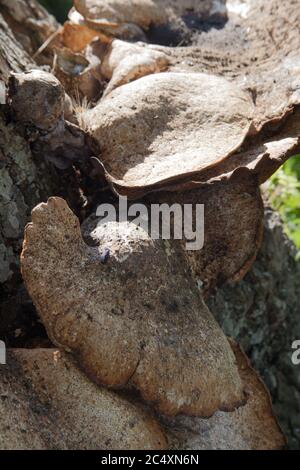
[21,197,245,417]
[164,341,286,450]
[2,349,166,450]
[147,170,264,295]
[8,70,65,131]
[83,72,253,193]
[74,0,167,29]
[94,38,170,96]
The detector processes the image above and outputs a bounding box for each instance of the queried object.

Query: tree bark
[208,207,300,449]
[0,0,299,450]
[0,3,69,345]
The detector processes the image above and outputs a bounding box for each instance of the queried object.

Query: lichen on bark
[208,206,300,449]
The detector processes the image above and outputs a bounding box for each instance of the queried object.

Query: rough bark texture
[0,4,75,345]
[0,1,58,281]
[208,206,300,449]
[1,0,300,450]
[0,12,33,81]
[0,106,63,344]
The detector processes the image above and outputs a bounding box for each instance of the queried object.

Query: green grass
[39,0,72,23]
[268,156,300,256]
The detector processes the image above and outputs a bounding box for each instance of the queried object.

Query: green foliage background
[39,0,72,23]
[39,2,300,254]
[269,158,300,255]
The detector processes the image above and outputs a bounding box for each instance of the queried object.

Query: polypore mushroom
[8,70,95,169]
[82,71,254,193]
[68,6,147,42]
[72,0,227,45]
[147,169,264,295]
[163,0,300,131]
[73,0,166,30]
[0,0,59,64]
[89,38,170,96]
[8,69,65,131]
[163,341,285,450]
[74,0,300,131]
[1,349,167,449]
[21,197,245,417]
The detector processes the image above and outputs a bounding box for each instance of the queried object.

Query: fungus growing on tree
[21,197,245,417]
[164,341,285,450]
[82,72,254,192]
[1,349,167,450]
[1,0,299,451]
[7,69,95,169]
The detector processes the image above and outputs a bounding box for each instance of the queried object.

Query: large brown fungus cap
[73,0,226,32]
[1,0,294,452]
[73,0,300,199]
[147,169,264,295]
[21,197,245,417]
[164,341,286,450]
[0,349,167,450]
[83,71,254,192]
[8,70,65,131]
[74,0,167,28]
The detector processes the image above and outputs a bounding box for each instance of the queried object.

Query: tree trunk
[208,207,300,449]
[0,0,299,450]
[0,3,69,345]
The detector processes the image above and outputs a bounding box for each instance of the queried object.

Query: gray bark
[208,207,300,449]
[0,4,65,345]
[0,4,60,287]
[0,0,299,450]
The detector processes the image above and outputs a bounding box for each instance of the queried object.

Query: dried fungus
[8,70,94,169]
[83,71,253,193]
[147,170,264,294]
[72,0,300,132]
[94,38,170,96]
[74,0,167,29]
[0,349,167,450]
[21,197,245,417]
[8,69,65,131]
[164,341,285,450]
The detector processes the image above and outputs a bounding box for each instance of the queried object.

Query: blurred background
[39,0,71,23]
[38,0,300,256]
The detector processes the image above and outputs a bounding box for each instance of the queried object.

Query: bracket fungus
[83,71,254,192]
[72,1,227,44]
[21,197,245,417]
[73,0,167,30]
[93,38,170,96]
[7,69,95,169]
[1,349,166,450]
[147,170,264,295]
[68,0,300,131]
[2,0,299,451]
[164,341,285,450]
